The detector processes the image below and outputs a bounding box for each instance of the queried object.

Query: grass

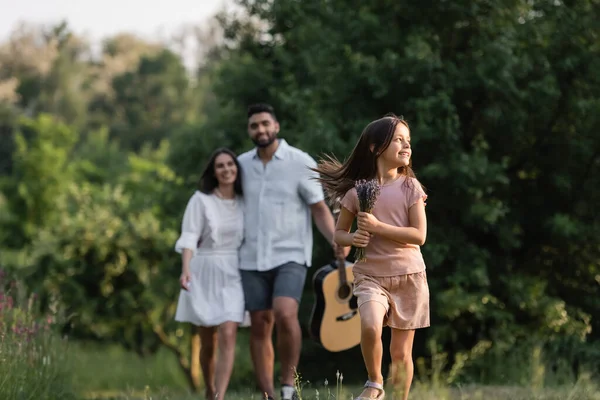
[70,342,600,400]
[78,379,600,400]
[0,281,77,400]
[2,272,598,400]
[0,329,76,400]
[68,331,257,396]
[1,325,598,400]
[1,306,598,400]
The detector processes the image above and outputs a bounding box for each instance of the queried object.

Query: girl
[313,115,429,400]
[174,147,247,400]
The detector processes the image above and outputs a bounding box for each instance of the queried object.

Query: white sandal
[354,380,385,400]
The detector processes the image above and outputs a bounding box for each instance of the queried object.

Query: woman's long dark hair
[312,114,420,204]
[198,147,243,196]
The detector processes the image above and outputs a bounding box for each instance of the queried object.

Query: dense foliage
[1,0,598,388]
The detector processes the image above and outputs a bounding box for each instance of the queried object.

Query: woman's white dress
[174,190,247,327]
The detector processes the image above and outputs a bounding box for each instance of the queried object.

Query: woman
[174,147,246,400]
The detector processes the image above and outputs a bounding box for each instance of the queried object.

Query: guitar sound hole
[337,284,351,300]
[349,294,358,310]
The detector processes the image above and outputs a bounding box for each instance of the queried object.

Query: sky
[0,0,234,67]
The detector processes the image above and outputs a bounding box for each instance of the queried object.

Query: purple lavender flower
[354,179,381,262]
[355,179,381,213]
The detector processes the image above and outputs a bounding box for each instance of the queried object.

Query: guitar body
[309,260,361,352]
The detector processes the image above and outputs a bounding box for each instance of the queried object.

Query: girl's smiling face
[380,122,411,169]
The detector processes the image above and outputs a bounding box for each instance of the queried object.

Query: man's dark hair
[247,103,277,120]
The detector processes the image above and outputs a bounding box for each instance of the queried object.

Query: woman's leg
[199,326,218,399]
[356,301,387,398]
[389,329,415,400]
[214,321,238,400]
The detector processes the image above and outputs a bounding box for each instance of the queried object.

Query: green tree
[97,49,202,151]
[1,114,78,249]
[24,146,208,389]
[169,0,600,381]
[0,113,209,391]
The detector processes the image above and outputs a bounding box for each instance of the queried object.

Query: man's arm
[310,200,336,245]
[310,200,351,257]
[299,155,350,256]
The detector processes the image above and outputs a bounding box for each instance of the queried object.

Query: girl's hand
[179,271,191,291]
[357,212,380,233]
[352,229,371,248]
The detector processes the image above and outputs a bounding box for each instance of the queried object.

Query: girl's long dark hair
[198,147,243,196]
[312,114,420,204]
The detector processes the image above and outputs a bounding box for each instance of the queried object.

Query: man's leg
[240,269,276,399]
[272,263,307,398]
[249,310,275,398]
[273,297,300,387]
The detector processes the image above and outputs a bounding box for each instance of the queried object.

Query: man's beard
[252,132,277,148]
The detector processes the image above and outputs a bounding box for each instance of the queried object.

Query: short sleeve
[174,192,204,253]
[339,188,359,214]
[407,179,427,209]
[298,155,325,205]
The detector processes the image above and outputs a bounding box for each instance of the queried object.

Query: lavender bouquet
[354,179,381,262]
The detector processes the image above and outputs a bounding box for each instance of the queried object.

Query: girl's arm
[358,198,427,245]
[334,207,370,248]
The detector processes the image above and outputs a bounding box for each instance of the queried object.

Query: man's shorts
[240,262,307,311]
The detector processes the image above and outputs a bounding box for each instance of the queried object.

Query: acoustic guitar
[309,255,361,352]
[309,199,362,352]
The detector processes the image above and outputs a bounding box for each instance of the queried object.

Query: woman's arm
[180,248,194,290]
[176,193,204,290]
[181,248,194,272]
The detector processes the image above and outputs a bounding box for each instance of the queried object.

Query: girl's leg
[389,329,415,400]
[199,326,218,399]
[214,321,238,400]
[357,301,387,399]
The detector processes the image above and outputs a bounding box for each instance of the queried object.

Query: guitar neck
[337,256,347,285]
[332,198,348,285]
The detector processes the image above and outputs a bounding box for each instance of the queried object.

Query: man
[237,103,349,400]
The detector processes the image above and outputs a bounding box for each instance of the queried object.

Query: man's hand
[310,200,351,258]
[333,241,351,259]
